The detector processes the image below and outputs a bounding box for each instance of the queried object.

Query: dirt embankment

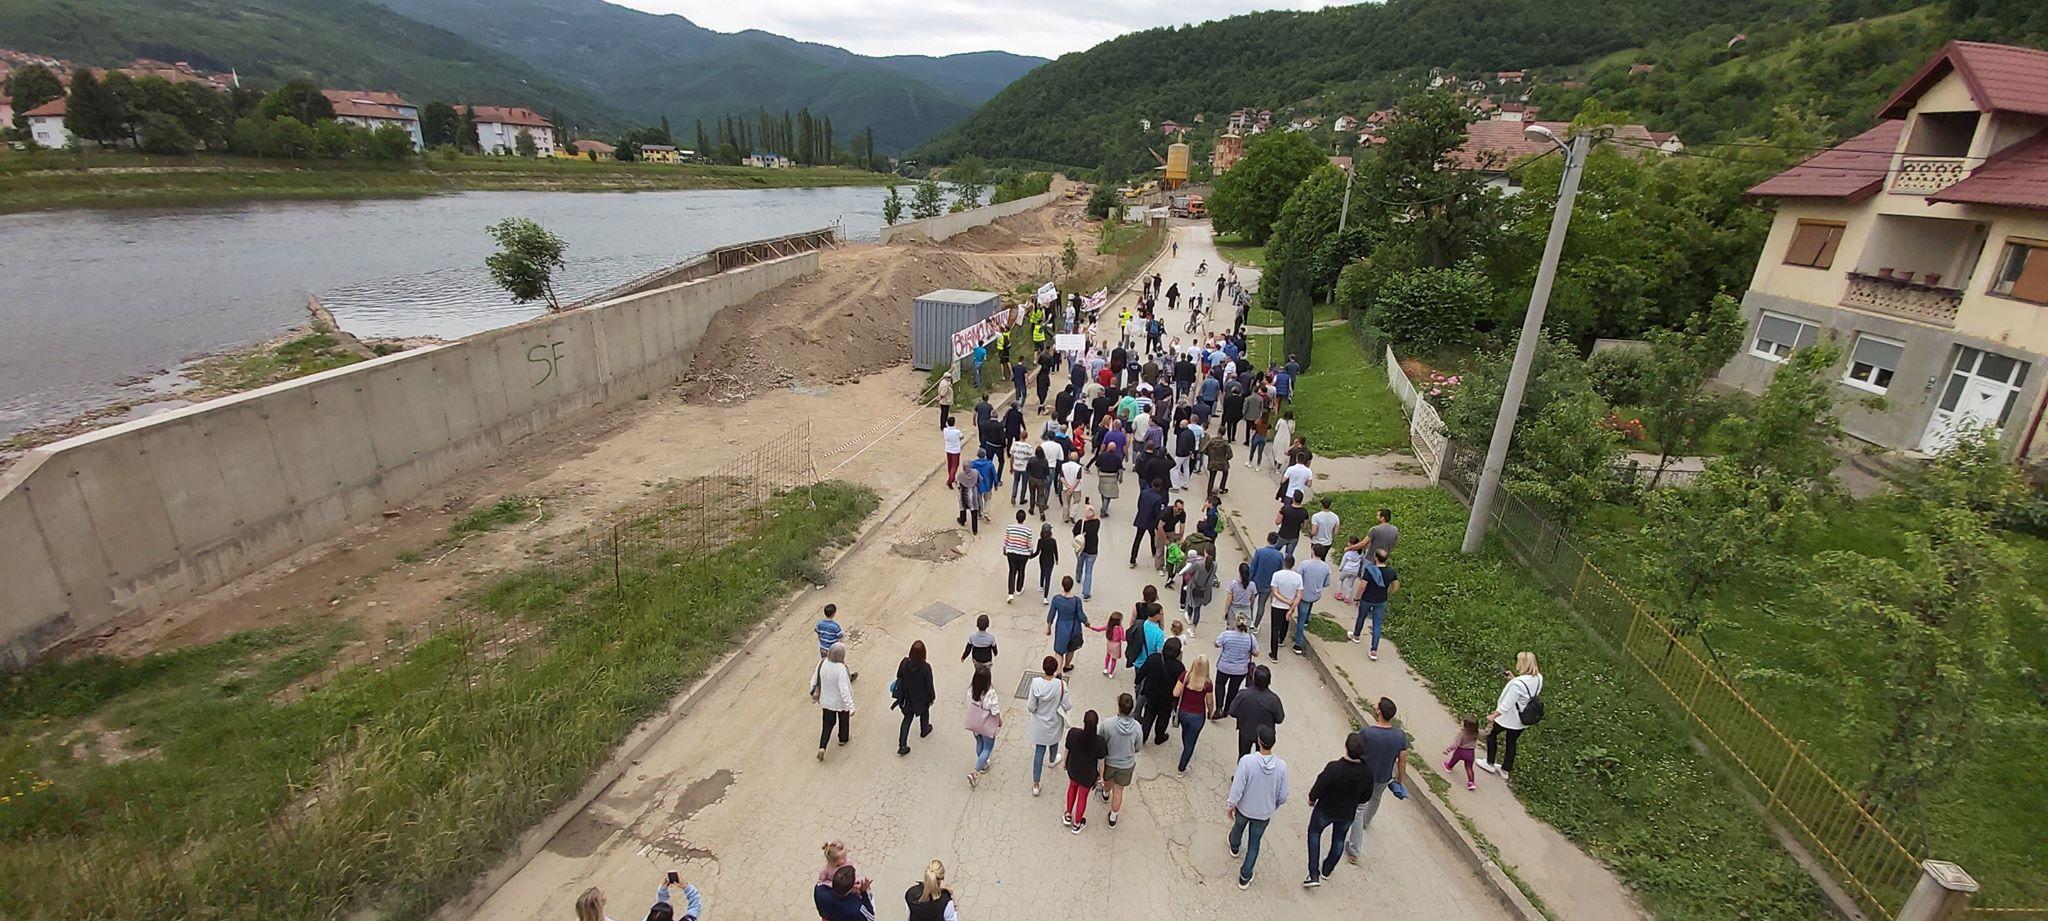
[680,202,1106,402]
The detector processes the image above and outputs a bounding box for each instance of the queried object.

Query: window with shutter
[1751,312,1820,362]
[1783,221,1845,269]
[1991,241,2048,304]
[1844,334,1904,392]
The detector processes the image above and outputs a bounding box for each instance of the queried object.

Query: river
[0,186,890,437]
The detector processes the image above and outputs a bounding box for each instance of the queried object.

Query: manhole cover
[916,602,966,627]
[1013,670,1038,700]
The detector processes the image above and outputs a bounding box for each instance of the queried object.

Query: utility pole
[1461,131,1591,554]
[1336,160,1355,234]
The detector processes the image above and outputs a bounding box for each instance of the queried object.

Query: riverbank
[0,151,895,213]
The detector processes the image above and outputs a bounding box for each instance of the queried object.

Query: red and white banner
[951,310,1014,362]
[1082,288,1109,315]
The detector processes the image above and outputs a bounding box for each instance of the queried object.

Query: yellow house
[640,144,680,164]
[1730,40,2048,465]
[555,139,616,161]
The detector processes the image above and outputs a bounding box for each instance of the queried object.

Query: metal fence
[535,421,818,600]
[1392,359,2046,919]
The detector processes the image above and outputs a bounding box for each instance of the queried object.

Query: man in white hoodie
[1225,724,1290,889]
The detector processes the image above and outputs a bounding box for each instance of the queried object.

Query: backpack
[1125,622,1147,667]
[1516,676,1546,726]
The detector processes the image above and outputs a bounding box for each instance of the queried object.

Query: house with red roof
[461,104,557,156]
[22,96,70,149]
[1447,119,1668,191]
[322,89,423,150]
[1729,40,2048,462]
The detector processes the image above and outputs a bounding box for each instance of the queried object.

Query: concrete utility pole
[1461,129,1592,554]
[1337,160,1355,234]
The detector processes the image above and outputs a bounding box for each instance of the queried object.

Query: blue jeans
[1252,588,1271,628]
[1308,808,1354,881]
[973,362,985,387]
[1074,552,1097,598]
[1354,601,1388,650]
[974,734,996,772]
[1229,812,1270,882]
[1177,711,1205,771]
[1011,469,1030,504]
[1280,536,1300,559]
[1033,742,1059,784]
[1293,599,1316,650]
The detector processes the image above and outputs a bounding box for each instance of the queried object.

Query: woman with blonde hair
[575,887,607,921]
[904,858,959,920]
[1171,653,1216,772]
[1479,652,1543,783]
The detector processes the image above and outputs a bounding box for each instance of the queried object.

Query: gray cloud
[612,0,1336,59]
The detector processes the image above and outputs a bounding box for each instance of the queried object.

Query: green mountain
[373,0,1044,150]
[0,0,625,126]
[922,0,2047,170]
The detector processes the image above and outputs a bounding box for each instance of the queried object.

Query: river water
[0,186,889,437]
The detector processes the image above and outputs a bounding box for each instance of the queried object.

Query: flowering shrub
[1423,370,1463,405]
[1601,409,1648,444]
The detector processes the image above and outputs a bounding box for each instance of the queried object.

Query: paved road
[472,225,1511,920]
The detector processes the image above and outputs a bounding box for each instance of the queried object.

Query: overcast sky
[610,0,1340,59]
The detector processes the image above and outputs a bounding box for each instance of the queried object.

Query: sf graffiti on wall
[527,340,567,387]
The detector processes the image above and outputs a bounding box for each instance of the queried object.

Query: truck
[1169,194,1207,218]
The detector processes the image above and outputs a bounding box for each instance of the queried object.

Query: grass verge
[1321,487,1829,919]
[1248,326,1408,456]
[0,482,876,919]
[1212,231,1265,268]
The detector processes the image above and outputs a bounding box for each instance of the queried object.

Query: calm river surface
[0,186,889,436]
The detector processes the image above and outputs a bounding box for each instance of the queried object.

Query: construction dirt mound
[680,202,1109,404]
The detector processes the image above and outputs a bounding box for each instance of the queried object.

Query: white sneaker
[1032,784,1041,797]
[1476,759,1499,775]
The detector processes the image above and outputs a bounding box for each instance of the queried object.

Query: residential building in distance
[743,150,788,168]
[560,139,616,160]
[322,90,423,150]
[1446,120,1671,191]
[0,100,14,132]
[1728,40,2048,463]
[23,97,70,148]
[640,144,680,163]
[1211,132,1244,173]
[462,105,556,156]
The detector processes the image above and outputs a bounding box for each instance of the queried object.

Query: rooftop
[1744,120,1905,201]
[1446,120,1668,173]
[461,105,551,129]
[22,97,64,118]
[323,89,416,122]
[1878,40,2048,119]
[1928,131,2048,210]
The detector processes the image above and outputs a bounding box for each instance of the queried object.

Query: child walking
[1335,537,1363,604]
[1444,715,1481,791]
[816,840,872,894]
[1088,612,1126,677]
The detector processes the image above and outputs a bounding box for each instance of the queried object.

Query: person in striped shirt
[1003,510,1036,602]
[816,603,856,681]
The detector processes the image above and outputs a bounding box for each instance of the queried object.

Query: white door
[1920,347,2028,453]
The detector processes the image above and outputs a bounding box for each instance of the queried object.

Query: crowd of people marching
[576,247,1548,921]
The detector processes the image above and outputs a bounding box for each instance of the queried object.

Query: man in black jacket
[1305,733,1374,886]
[1227,665,1285,757]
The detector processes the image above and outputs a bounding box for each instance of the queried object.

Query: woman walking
[1174,653,1216,772]
[1177,545,1214,633]
[894,640,937,756]
[1035,523,1063,600]
[957,459,984,535]
[812,643,854,761]
[1026,655,1072,797]
[1062,709,1104,833]
[965,663,1004,787]
[1225,562,1255,633]
[1479,652,1543,783]
[1137,636,1187,746]
[1213,614,1259,718]
[1072,506,1101,599]
[905,860,957,921]
[1045,576,1089,673]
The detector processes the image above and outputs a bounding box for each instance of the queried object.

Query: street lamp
[1459,125,1594,554]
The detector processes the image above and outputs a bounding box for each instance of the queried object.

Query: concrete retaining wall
[877,187,1061,245]
[0,252,818,669]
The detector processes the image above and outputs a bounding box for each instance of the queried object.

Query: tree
[1208,130,1323,245]
[1637,295,1744,485]
[1441,336,1620,526]
[367,123,417,161]
[6,64,63,132]
[1719,342,1844,494]
[695,120,710,157]
[65,70,130,148]
[1086,183,1118,220]
[1061,238,1079,274]
[1814,429,2035,832]
[258,78,334,126]
[910,179,945,219]
[949,155,989,207]
[515,128,538,158]
[485,218,569,311]
[457,105,480,152]
[1356,92,1500,272]
[266,116,315,159]
[136,111,198,155]
[421,102,460,148]
[882,185,904,225]
[1642,460,1816,649]
[311,120,354,158]
[1367,264,1494,353]
[1259,163,1378,365]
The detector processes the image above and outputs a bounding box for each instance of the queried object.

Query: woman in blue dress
[1045,575,1090,674]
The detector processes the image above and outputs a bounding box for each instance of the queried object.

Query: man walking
[1003,510,1035,602]
[1227,664,1284,757]
[942,416,964,489]
[1226,725,1289,889]
[1248,532,1285,628]
[1308,498,1340,562]
[1344,697,1409,865]
[1305,734,1372,888]
[1204,430,1234,496]
[935,371,955,429]
[1292,546,1332,655]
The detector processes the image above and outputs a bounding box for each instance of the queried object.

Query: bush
[1586,347,1651,406]
[1333,260,1373,318]
[136,112,197,155]
[1085,183,1118,220]
[1368,264,1493,353]
[311,121,354,159]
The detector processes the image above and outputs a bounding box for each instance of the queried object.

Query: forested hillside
[922,0,2048,171]
[376,0,1042,150]
[0,0,622,127]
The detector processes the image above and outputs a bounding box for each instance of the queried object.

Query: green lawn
[0,484,876,919]
[1248,326,1408,456]
[1323,488,1829,920]
[1212,231,1265,268]
[1245,301,1338,328]
[1567,498,2048,907]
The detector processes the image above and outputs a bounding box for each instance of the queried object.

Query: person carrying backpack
[1478,652,1544,783]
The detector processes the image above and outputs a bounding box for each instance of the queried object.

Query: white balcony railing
[1841,272,1961,327]
[1890,157,1970,195]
